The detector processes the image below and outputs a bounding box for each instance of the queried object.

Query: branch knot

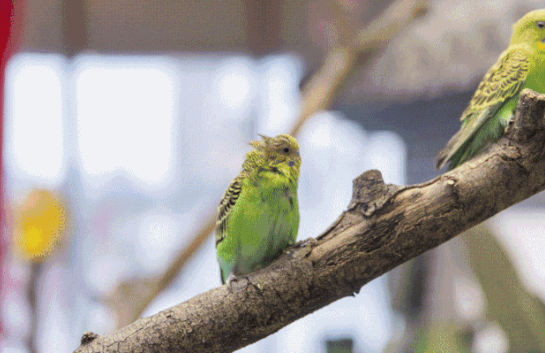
[348,170,400,216]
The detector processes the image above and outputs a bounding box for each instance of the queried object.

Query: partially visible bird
[436,9,545,170]
[216,134,301,286]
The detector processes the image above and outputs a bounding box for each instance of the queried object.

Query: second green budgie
[216,134,301,285]
[436,9,545,170]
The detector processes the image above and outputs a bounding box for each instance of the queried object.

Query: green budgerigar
[216,134,301,285]
[436,9,545,170]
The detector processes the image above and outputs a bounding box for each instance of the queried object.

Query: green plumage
[216,134,301,285]
[436,9,545,170]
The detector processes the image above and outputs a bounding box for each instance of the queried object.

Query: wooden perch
[74,90,545,353]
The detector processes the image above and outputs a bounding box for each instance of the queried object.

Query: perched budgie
[216,134,301,285]
[436,9,545,170]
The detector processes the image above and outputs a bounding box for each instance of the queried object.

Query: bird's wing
[436,49,529,169]
[215,174,244,246]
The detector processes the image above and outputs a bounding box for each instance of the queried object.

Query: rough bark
[74,89,545,353]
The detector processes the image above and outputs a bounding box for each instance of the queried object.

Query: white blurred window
[74,56,178,189]
[5,54,66,187]
[5,54,179,191]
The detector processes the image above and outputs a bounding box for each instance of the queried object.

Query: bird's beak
[289,151,300,167]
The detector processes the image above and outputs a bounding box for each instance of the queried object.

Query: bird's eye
[283,147,290,153]
[538,21,545,29]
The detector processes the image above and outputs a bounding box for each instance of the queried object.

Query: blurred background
[1,0,545,352]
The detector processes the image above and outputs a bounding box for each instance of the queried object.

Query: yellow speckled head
[250,134,301,168]
[510,9,545,49]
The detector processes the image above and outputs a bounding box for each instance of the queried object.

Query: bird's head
[510,9,545,50]
[250,134,301,171]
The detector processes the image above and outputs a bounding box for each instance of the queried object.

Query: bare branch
[289,0,428,136]
[354,0,428,51]
[74,90,545,353]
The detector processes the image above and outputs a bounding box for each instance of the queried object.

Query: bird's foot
[225,273,248,293]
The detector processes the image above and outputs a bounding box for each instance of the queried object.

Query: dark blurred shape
[464,224,545,352]
[245,0,282,55]
[60,0,88,56]
[326,338,354,353]
[389,256,428,320]
[27,263,42,353]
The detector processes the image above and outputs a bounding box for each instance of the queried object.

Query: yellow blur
[14,189,67,261]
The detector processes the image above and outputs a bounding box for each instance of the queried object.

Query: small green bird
[436,9,545,170]
[216,134,301,285]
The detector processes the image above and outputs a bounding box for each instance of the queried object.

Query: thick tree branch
[75,90,545,353]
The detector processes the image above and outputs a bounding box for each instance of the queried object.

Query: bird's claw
[225,274,248,293]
